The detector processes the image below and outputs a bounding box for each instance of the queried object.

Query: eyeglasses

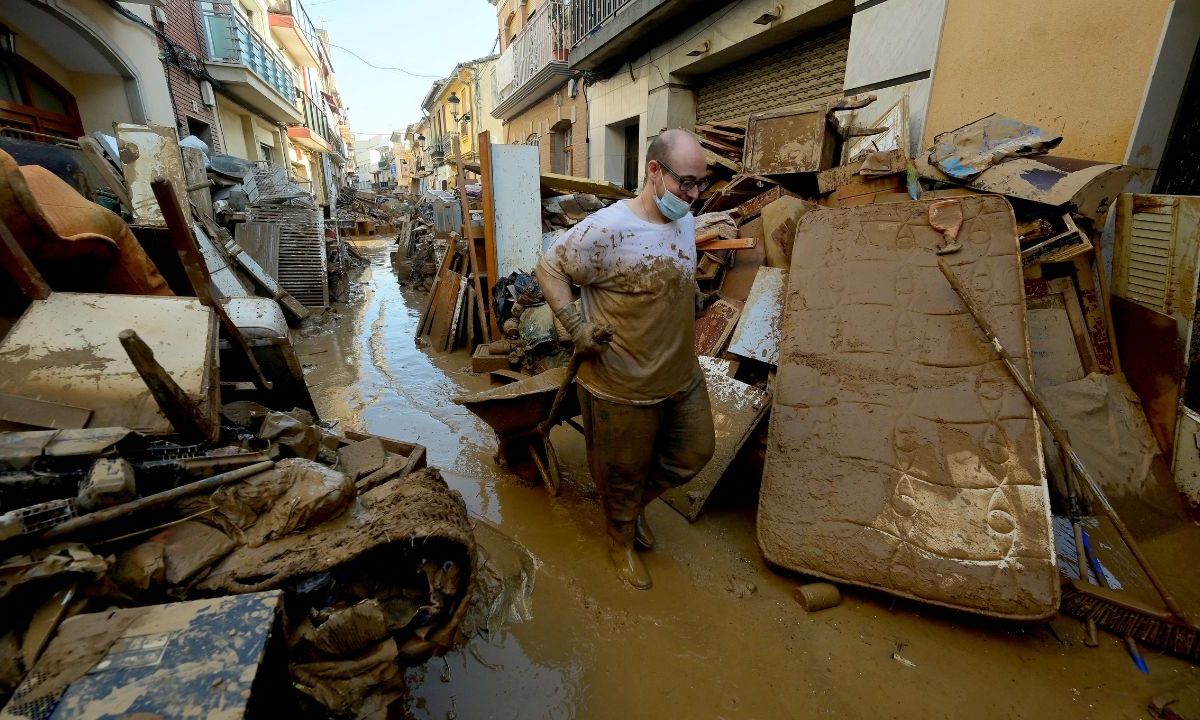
[657,160,710,194]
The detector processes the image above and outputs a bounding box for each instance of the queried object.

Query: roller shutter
[694,22,850,125]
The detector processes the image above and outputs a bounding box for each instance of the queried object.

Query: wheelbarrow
[454,366,585,495]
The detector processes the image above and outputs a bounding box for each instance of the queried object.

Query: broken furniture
[1,591,290,719]
[0,293,218,435]
[757,196,1059,620]
[0,147,171,296]
[113,123,190,229]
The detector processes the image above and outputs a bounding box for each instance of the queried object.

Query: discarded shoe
[634,512,656,549]
[609,537,652,590]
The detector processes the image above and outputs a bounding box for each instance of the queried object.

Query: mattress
[757,196,1058,619]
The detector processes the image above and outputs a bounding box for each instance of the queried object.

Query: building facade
[487,0,587,177]
[0,0,176,140]
[572,0,1200,194]
[421,56,501,191]
[169,0,349,210]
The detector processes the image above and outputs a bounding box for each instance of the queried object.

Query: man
[535,128,715,590]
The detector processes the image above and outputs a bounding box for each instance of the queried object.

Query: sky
[311,0,500,139]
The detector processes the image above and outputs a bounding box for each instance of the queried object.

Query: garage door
[695,22,850,125]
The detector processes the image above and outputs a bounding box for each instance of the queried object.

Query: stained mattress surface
[757,196,1058,619]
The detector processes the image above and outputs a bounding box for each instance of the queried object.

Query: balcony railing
[298,90,338,149]
[197,1,296,101]
[570,0,633,47]
[492,0,571,110]
[429,136,449,165]
[267,0,321,54]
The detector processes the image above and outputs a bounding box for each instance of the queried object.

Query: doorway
[623,122,639,192]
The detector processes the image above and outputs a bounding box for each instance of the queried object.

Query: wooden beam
[478,130,502,340]
[0,216,50,300]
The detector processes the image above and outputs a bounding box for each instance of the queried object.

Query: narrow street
[298,239,1200,719]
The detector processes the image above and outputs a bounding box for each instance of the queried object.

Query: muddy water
[297,239,1200,719]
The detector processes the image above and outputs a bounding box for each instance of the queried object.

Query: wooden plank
[538,171,634,199]
[699,135,743,157]
[1049,277,1100,375]
[428,268,463,351]
[417,242,457,337]
[695,125,745,142]
[478,130,501,339]
[182,147,213,222]
[1072,253,1116,374]
[703,148,741,174]
[0,392,92,430]
[697,237,757,251]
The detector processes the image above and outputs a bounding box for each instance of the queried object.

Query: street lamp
[448,91,460,123]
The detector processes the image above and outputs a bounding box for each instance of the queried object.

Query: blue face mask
[653,170,691,221]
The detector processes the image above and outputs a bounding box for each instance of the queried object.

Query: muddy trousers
[577,377,715,540]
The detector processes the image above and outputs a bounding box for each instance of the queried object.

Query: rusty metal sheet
[694,298,742,356]
[727,266,786,366]
[742,106,835,175]
[758,196,1058,620]
[0,293,218,434]
[662,357,770,521]
[114,123,188,227]
[1113,295,1182,458]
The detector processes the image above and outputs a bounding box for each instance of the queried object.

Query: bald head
[646,128,704,172]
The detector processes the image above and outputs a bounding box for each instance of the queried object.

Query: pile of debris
[457,97,1200,668]
[0,126,479,716]
[410,174,628,373]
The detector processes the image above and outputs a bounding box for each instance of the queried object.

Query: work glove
[695,287,721,317]
[555,303,613,356]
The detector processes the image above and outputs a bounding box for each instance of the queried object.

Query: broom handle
[937,258,1191,625]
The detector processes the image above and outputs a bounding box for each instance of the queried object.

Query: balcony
[569,0,728,71]
[490,0,573,120]
[288,90,339,157]
[429,136,449,166]
[267,0,322,68]
[197,1,302,124]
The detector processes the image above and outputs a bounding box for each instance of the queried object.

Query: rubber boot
[608,525,652,590]
[634,511,656,550]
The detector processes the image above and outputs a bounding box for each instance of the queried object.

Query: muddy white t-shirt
[539,200,700,404]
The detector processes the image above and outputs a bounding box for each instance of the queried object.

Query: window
[185,117,214,151]
[551,120,572,175]
[0,55,83,140]
[259,142,274,164]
